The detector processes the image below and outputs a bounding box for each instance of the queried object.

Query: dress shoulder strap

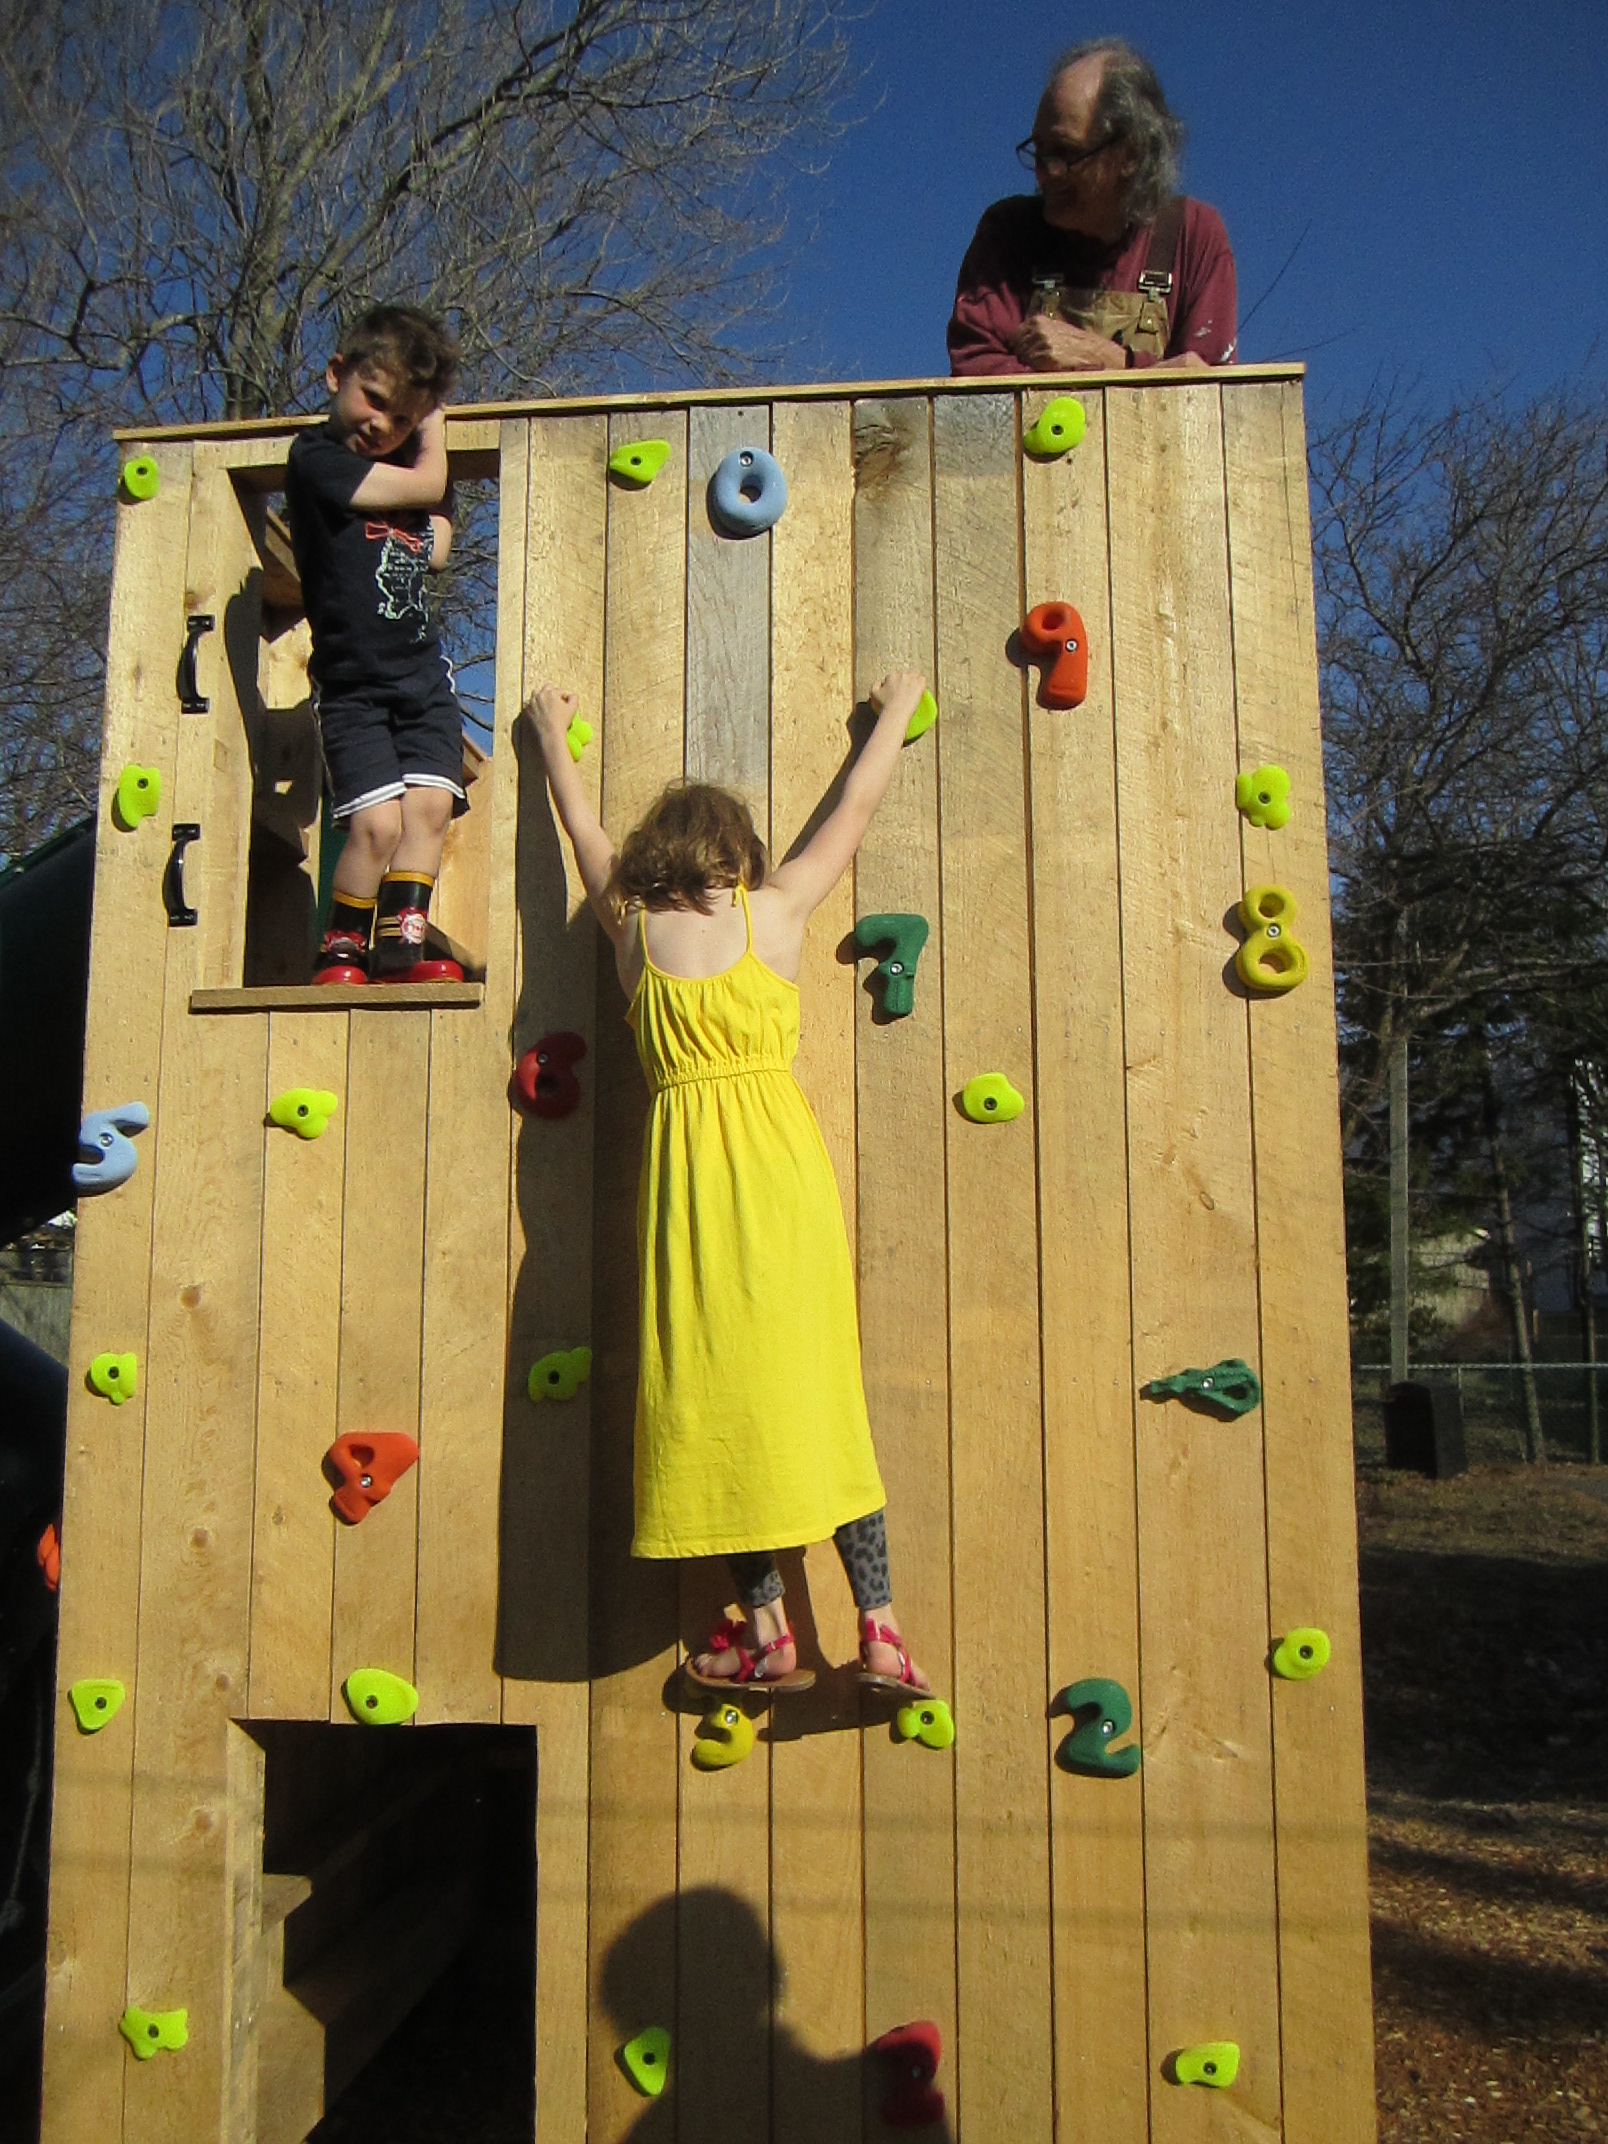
[735,881,754,951]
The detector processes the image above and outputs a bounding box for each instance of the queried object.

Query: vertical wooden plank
[42,440,194,2144]
[499,411,608,2141]
[1223,378,1376,2144]
[685,405,770,822]
[327,1010,429,1705]
[246,1010,347,1718]
[120,462,268,2144]
[1022,388,1151,2142]
[932,390,1053,2142]
[1106,381,1283,2142]
[675,397,773,2143]
[586,411,687,2144]
[850,395,958,2079]
[767,397,864,2134]
[414,469,516,1725]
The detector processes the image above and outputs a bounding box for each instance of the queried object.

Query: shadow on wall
[600,1886,956,2143]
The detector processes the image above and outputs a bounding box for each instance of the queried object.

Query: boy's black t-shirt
[284,423,442,693]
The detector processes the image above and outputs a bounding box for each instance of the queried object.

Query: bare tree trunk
[1568,1072,1602,1466]
[1482,1050,1546,1463]
[1389,1033,1409,1384]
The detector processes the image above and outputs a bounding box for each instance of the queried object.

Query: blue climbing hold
[73,1103,150,1194]
[709,446,787,536]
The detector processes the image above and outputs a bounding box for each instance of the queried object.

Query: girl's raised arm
[767,670,928,920]
[522,686,627,944]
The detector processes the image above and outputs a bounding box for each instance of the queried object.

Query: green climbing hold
[853,913,930,1019]
[620,2024,672,2096]
[1022,396,1087,460]
[88,1351,139,1405]
[120,456,161,502]
[903,689,938,743]
[69,1678,126,1734]
[528,1346,592,1403]
[895,1697,956,1750]
[1144,1358,1262,1417]
[691,1701,756,1770]
[1053,1677,1141,1778]
[1174,2042,1239,2089]
[960,1072,1024,1124]
[608,439,671,487]
[113,766,161,830]
[342,1667,419,1726]
[566,715,594,762]
[1235,764,1292,830]
[268,1088,339,1141]
[1272,1627,1331,1681]
[119,2006,187,2059]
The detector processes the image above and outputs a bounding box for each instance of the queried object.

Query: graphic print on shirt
[366,520,433,639]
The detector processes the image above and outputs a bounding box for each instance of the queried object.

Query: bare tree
[0,0,863,858]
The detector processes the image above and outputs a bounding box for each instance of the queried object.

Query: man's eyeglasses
[1016,134,1116,178]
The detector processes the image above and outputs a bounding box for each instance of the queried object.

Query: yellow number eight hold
[1235,885,1308,995]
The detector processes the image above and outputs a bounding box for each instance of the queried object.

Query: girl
[525,673,932,1698]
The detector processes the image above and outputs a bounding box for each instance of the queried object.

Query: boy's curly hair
[611,782,768,914]
[337,305,460,403]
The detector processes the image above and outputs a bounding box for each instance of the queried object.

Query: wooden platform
[43,371,1374,2143]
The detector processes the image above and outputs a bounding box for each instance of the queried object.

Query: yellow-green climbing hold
[1174,2042,1239,2089]
[342,1668,419,1726]
[896,1697,956,1750]
[88,1351,139,1405]
[960,1072,1024,1124]
[120,2006,187,2059]
[69,1679,126,1734]
[903,690,938,743]
[1272,1627,1331,1681]
[113,766,161,829]
[1235,764,1292,830]
[120,456,161,502]
[268,1088,339,1140]
[608,440,671,487]
[528,1347,592,1403]
[621,2024,672,2096]
[1022,396,1086,459]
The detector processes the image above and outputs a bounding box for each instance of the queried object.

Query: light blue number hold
[709,447,787,536]
[73,1102,150,1194]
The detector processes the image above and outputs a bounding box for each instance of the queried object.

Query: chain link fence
[1353,1362,1608,1467]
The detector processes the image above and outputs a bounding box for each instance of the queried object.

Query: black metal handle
[177,613,215,713]
[163,822,200,927]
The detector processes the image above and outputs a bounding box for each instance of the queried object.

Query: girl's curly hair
[610,781,768,914]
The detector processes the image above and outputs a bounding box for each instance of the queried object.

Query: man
[948,39,1236,376]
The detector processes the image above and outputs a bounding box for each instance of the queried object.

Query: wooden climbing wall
[42,368,1375,2144]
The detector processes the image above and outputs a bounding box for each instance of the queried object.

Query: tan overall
[1028,195,1183,360]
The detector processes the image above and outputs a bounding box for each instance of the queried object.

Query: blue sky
[782,0,1608,417]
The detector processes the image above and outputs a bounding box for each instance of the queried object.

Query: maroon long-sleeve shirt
[947,193,1238,376]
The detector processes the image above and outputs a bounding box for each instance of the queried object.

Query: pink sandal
[858,1613,930,1696]
[684,1616,816,1695]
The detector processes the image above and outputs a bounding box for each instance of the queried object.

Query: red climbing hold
[325,1433,420,1525]
[515,1031,587,1119]
[871,2020,944,2129]
[1021,601,1089,709]
[36,1524,61,1592]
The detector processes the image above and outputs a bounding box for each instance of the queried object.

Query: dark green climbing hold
[1144,1358,1262,1418]
[1052,1677,1140,1778]
[853,913,930,1019]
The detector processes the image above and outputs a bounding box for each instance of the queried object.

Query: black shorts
[316,662,469,820]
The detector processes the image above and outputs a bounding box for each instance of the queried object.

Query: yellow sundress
[628,885,886,1559]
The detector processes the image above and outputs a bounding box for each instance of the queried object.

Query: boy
[285,304,466,983]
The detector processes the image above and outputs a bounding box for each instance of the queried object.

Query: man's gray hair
[1048,38,1184,226]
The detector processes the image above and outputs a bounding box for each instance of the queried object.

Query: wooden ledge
[190,982,484,1013]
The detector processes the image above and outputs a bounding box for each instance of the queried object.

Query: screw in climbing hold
[708,445,787,536]
[1020,601,1089,709]
[325,1432,420,1525]
[112,765,161,831]
[1235,764,1292,829]
[342,1668,419,1726]
[691,1701,757,1771]
[1052,1677,1141,1778]
[527,1346,593,1403]
[1271,1627,1332,1681]
[895,1698,956,1751]
[959,1072,1024,1124]
[1235,883,1309,994]
[853,914,930,1020]
[267,1089,340,1140]
[72,1103,150,1195]
[119,2006,188,2059]
[1143,1358,1262,1418]
[620,2025,672,2097]
[119,456,161,503]
[1022,396,1087,460]
[608,439,672,487]
[88,1351,139,1406]
[1172,2042,1240,2089]
[69,1679,127,1734]
[903,689,938,743]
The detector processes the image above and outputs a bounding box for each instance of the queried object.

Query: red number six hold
[515,1031,587,1119]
